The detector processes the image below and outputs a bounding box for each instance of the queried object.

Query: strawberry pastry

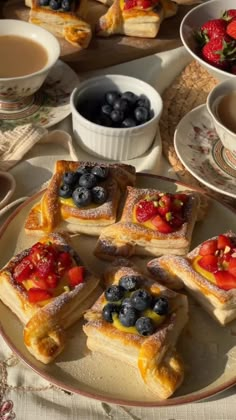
[0,233,101,363]
[147,232,236,325]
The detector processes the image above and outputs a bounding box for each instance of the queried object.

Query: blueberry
[58,184,73,198]
[63,171,79,186]
[134,106,149,124]
[119,305,138,327]
[110,110,124,124]
[105,91,121,106]
[95,114,112,127]
[135,317,154,336]
[136,95,150,110]
[102,303,120,323]
[39,0,49,5]
[76,166,91,177]
[122,118,136,128]
[131,289,152,311]
[119,275,139,291]
[91,166,109,179]
[49,0,61,9]
[121,297,134,308]
[101,103,112,117]
[153,297,169,315]
[79,173,97,189]
[121,91,138,105]
[92,186,107,205]
[105,285,125,302]
[113,98,129,113]
[72,187,92,207]
[61,0,71,10]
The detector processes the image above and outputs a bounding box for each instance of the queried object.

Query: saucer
[0,60,79,129]
[174,104,236,198]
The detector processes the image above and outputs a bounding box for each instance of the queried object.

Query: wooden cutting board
[2,0,195,73]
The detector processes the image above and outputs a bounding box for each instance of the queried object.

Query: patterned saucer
[0,60,79,129]
[174,104,236,198]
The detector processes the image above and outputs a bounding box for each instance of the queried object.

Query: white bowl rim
[70,74,163,133]
[180,0,236,79]
[0,19,60,81]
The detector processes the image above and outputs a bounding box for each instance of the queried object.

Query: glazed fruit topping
[59,164,109,208]
[13,241,85,302]
[195,234,236,290]
[135,192,187,233]
[123,0,158,11]
[102,274,169,336]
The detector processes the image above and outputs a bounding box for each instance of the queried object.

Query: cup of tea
[206,79,236,159]
[0,19,60,111]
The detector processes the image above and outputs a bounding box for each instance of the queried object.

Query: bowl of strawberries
[180,0,236,80]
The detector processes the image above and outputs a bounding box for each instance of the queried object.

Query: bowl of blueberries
[70,74,163,161]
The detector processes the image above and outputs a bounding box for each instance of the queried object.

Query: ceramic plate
[0,174,236,407]
[0,60,79,129]
[174,104,236,198]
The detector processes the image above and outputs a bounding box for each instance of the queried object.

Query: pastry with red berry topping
[147,232,236,325]
[24,160,136,237]
[94,186,201,260]
[96,0,178,38]
[83,259,188,399]
[0,232,102,363]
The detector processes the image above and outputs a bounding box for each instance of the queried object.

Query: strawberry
[28,288,52,303]
[201,19,227,41]
[32,275,48,290]
[46,273,59,289]
[151,214,174,233]
[67,266,85,287]
[201,36,236,70]
[223,9,236,21]
[123,0,137,10]
[57,251,72,274]
[228,257,236,277]
[135,200,158,222]
[169,213,184,228]
[226,18,236,39]
[214,270,236,290]
[217,234,232,250]
[13,257,34,282]
[198,255,218,273]
[199,239,218,256]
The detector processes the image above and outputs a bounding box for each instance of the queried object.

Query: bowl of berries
[180,0,236,81]
[70,74,163,161]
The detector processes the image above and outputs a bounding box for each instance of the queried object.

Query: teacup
[0,19,60,112]
[207,79,236,161]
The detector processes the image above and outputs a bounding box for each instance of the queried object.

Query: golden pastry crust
[83,259,188,399]
[0,232,102,363]
[94,186,201,260]
[27,0,92,48]
[147,232,236,325]
[24,161,136,237]
[96,0,178,38]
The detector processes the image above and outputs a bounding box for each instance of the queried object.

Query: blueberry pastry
[83,259,188,399]
[24,160,136,236]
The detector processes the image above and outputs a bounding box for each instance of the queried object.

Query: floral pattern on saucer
[174,104,236,198]
[0,60,79,130]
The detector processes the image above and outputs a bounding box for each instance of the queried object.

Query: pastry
[25,0,92,48]
[96,0,178,38]
[94,187,201,259]
[147,232,236,325]
[24,161,136,237]
[83,258,188,399]
[0,232,102,363]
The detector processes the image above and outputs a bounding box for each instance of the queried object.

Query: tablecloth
[0,46,236,420]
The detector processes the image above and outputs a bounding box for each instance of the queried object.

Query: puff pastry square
[96,0,178,38]
[24,160,136,237]
[94,186,201,259]
[0,232,102,363]
[147,232,236,325]
[26,0,92,48]
[83,259,188,399]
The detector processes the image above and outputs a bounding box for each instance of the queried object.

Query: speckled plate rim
[173,104,236,199]
[0,173,236,408]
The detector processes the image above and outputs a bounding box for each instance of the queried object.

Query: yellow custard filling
[59,197,98,209]
[112,309,165,334]
[192,255,216,284]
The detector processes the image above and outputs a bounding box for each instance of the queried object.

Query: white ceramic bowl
[70,74,163,161]
[180,0,236,81]
[207,78,236,156]
[0,19,60,100]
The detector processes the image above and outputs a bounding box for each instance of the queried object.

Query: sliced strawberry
[37,254,55,279]
[13,257,34,282]
[67,266,85,287]
[32,275,48,290]
[228,256,236,277]
[214,270,236,290]
[198,255,218,272]
[46,273,59,289]
[173,193,188,203]
[226,18,236,39]
[135,200,158,223]
[123,0,137,10]
[169,213,184,228]
[217,234,232,250]
[57,252,72,274]
[28,288,52,303]
[151,214,174,233]
[199,239,218,256]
